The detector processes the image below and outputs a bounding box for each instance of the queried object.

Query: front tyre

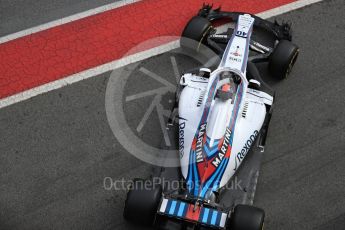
[269,40,299,80]
[181,16,212,51]
[229,204,265,230]
[123,179,162,226]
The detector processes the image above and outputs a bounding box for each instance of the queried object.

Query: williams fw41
[123,5,299,230]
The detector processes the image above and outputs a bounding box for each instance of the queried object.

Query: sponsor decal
[236,30,248,38]
[229,46,243,63]
[229,56,242,63]
[212,128,232,167]
[230,46,243,57]
[234,130,259,170]
[195,76,208,81]
[179,121,186,158]
[211,34,228,39]
[195,123,207,163]
[252,41,270,53]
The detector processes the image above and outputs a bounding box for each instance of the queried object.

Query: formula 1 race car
[123,5,299,230]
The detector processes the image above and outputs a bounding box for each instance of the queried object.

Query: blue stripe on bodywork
[193,153,200,196]
[202,208,210,223]
[207,208,213,224]
[186,150,194,193]
[204,145,219,158]
[168,201,177,215]
[211,210,218,225]
[165,199,172,213]
[241,22,254,73]
[182,202,188,217]
[211,158,229,192]
[216,211,222,226]
[173,201,181,216]
[200,159,227,197]
[177,202,186,217]
[199,206,205,222]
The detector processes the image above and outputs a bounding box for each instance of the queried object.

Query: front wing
[198,4,293,41]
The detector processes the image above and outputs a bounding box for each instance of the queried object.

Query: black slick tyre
[123,179,162,226]
[269,40,299,79]
[181,16,212,51]
[229,204,265,230]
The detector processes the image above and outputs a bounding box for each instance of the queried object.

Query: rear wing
[158,198,228,229]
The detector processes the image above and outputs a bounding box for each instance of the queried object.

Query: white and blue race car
[123,5,299,230]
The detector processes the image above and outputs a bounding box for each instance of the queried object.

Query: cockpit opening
[215,70,241,103]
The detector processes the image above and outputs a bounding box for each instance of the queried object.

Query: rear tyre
[181,16,212,51]
[229,204,265,230]
[269,40,299,80]
[123,179,162,226]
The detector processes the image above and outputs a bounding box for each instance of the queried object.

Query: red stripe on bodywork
[185,204,202,222]
[0,0,295,99]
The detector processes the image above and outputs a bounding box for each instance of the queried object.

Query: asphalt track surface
[0,0,119,37]
[0,0,345,230]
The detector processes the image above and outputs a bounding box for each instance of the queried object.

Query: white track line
[0,40,179,109]
[217,0,324,32]
[0,0,324,109]
[0,0,141,44]
[257,0,323,18]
